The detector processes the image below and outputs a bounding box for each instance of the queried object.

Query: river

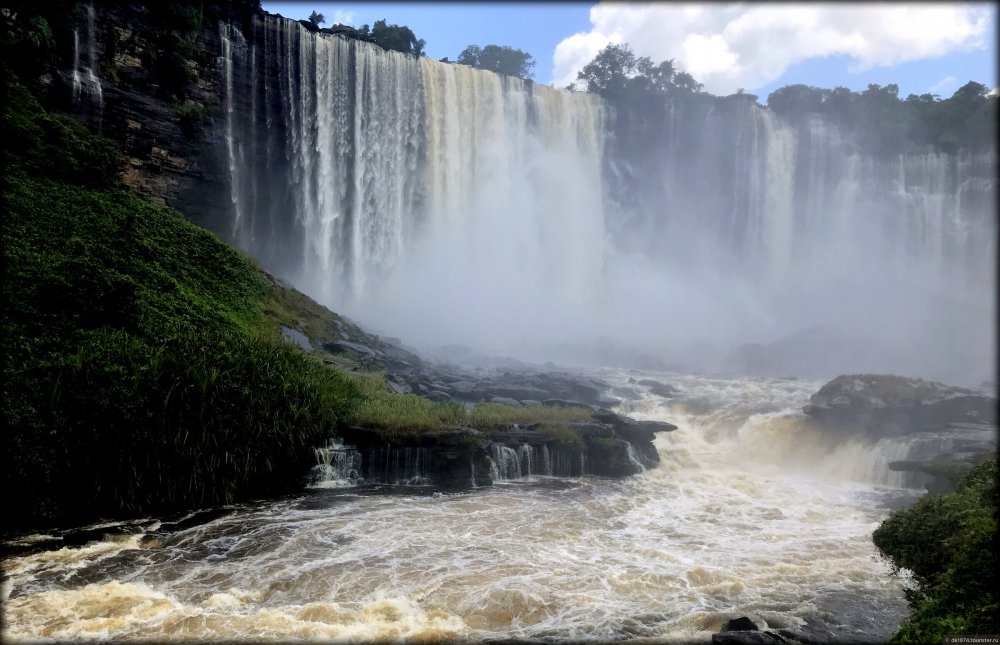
[1,370,919,642]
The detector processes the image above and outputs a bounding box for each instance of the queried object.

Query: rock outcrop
[803,374,996,435]
[316,407,677,490]
[804,374,998,491]
[712,617,787,645]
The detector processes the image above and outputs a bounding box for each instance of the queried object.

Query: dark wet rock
[714,618,789,644]
[888,451,996,493]
[592,408,632,428]
[803,374,998,490]
[637,379,678,397]
[446,380,479,395]
[489,396,522,407]
[280,325,313,352]
[482,385,551,401]
[712,632,786,645]
[386,380,411,395]
[542,398,593,408]
[722,617,759,631]
[562,422,616,439]
[586,437,644,477]
[336,426,491,489]
[803,374,997,436]
[425,391,452,402]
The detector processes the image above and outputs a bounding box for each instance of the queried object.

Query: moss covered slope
[3,74,361,530]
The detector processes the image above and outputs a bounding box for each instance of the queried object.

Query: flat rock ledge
[329,409,677,489]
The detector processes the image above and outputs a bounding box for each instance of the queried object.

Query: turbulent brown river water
[2,370,920,643]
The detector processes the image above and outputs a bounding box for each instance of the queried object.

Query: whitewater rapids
[1,372,916,642]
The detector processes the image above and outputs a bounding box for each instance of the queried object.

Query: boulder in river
[803,374,997,436]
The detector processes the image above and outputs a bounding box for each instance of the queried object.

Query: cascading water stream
[71,4,103,111]
[308,438,362,488]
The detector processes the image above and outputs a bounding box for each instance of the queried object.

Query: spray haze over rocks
[216,14,996,387]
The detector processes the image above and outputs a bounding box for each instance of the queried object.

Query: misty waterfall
[219,16,995,383]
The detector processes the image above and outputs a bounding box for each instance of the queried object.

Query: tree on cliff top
[458,44,535,80]
[308,11,324,26]
[576,43,701,100]
[360,19,425,56]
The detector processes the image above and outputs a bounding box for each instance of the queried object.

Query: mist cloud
[551,3,992,95]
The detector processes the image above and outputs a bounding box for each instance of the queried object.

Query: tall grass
[344,373,464,433]
[3,75,362,528]
[341,376,594,435]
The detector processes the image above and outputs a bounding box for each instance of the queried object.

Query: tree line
[571,41,996,154]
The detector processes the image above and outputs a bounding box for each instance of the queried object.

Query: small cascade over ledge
[71,4,103,114]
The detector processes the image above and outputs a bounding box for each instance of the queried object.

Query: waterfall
[540,444,553,476]
[71,4,103,109]
[219,16,608,346]
[218,15,995,381]
[624,442,646,472]
[367,447,431,485]
[490,445,522,481]
[519,444,535,477]
[307,437,363,488]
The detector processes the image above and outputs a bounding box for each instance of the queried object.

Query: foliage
[457,43,535,79]
[0,6,58,81]
[342,376,593,435]
[873,459,998,642]
[3,75,361,529]
[144,3,203,99]
[345,373,465,433]
[576,43,701,101]
[767,81,997,154]
[2,72,122,186]
[360,19,425,57]
[535,424,584,449]
[308,10,325,26]
[176,100,208,139]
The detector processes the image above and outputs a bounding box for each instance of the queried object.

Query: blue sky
[262,2,997,102]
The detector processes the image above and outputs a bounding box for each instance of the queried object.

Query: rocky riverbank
[802,373,997,492]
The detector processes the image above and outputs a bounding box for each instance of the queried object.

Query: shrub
[873,459,998,642]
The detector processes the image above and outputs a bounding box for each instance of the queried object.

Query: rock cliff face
[32,4,244,230]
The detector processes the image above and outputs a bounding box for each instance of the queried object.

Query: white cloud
[928,75,959,96]
[330,10,355,26]
[551,3,992,95]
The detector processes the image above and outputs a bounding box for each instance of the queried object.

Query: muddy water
[2,371,917,642]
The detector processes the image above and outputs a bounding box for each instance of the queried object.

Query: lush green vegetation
[571,43,702,99]
[2,72,361,529]
[457,44,535,80]
[343,374,593,435]
[345,373,465,433]
[767,81,997,154]
[573,42,996,155]
[359,19,425,57]
[873,459,998,642]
